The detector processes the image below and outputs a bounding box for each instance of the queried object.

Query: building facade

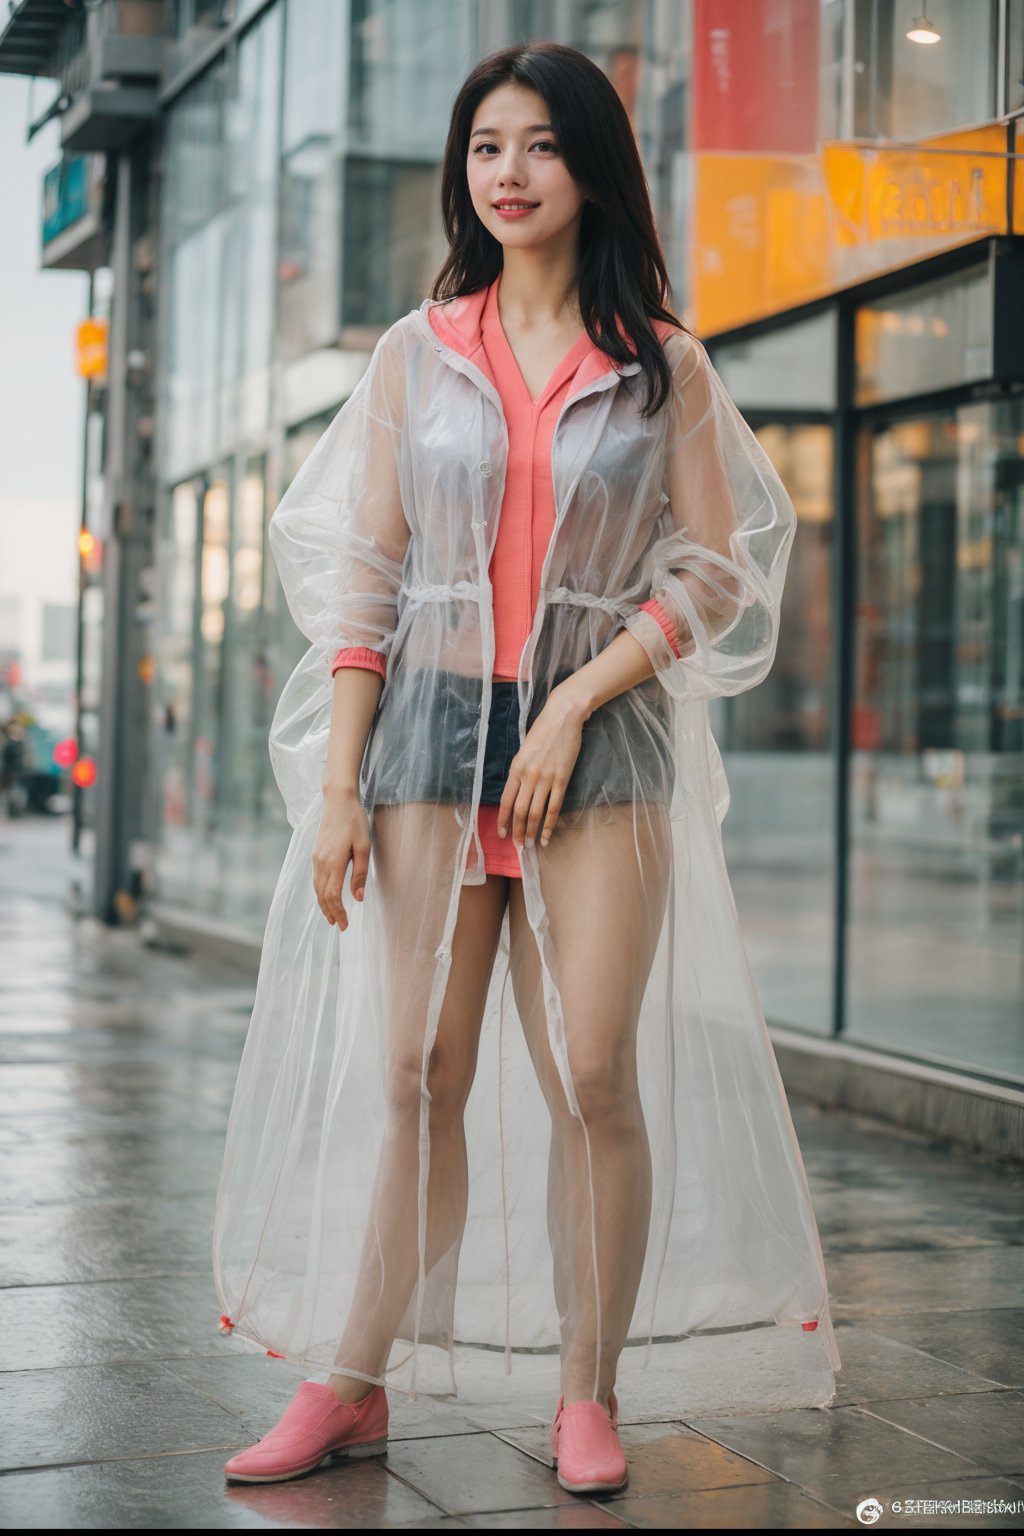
[2,0,1021,1102]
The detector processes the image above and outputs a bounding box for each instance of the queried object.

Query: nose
[495,146,527,188]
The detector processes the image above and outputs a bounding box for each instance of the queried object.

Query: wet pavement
[2,814,1023,1530]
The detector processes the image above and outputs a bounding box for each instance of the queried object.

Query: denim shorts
[479,680,525,804]
[365,666,674,812]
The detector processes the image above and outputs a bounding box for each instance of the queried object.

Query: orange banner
[692,123,1014,335]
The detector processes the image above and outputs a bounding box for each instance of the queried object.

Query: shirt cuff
[330,646,387,680]
[638,599,682,660]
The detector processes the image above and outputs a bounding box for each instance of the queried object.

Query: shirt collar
[422,279,643,390]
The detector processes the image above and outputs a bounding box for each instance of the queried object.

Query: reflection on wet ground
[1,817,1022,1529]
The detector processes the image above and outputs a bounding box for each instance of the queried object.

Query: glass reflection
[279,0,347,359]
[853,0,997,139]
[194,470,231,834]
[348,0,472,154]
[157,482,200,841]
[855,266,992,408]
[849,402,1024,1082]
[222,459,270,825]
[718,424,836,1035]
[715,311,838,414]
[162,7,279,481]
[342,157,441,327]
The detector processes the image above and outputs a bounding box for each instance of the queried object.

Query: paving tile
[0,1362,245,1472]
[824,1247,1024,1321]
[862,1390,1024,1475]
[495,1420,775,1494]
[0,1016,247,1069]
[0,1448,446,1528]
[863,1309,1024,1389]
[0,1274,252,1372]
[0,1194,216,1286]
[686,1401,979,1503]
[0,1012,75,1034]
[2,820,1020,1528]
[607,1481,859,1527]
[221,1460,449,1528]
[0,1125,228,1204]
[0,1058,240,1118]
[2,1098,230,1142]
[807,1168,1024,1254]
[341,1521,468,1531]
[159,1355,487,1441]
[819,1477,1024,1529]
[458,1506,629,1528]
[816,1206,1023,1253]
[828,1323,1008,1405]
[382,1432,578,1516]
[445,1326,837,1423]
[794,1118,1023,1214]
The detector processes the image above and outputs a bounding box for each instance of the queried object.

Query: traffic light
[78,529,103,577]
[72,757,97,788]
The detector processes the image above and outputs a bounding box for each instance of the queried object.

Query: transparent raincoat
[212,292,842,1416]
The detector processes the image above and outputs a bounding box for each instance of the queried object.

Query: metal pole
[93,150,133,923]
[831,299,857,1039]
[72,270,94,857]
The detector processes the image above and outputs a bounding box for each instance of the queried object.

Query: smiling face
[466,82,588,255]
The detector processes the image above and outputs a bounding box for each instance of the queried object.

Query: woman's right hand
[312,786,371,930]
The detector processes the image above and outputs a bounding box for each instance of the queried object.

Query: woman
[214,41,840,1495]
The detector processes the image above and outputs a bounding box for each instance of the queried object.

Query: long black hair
[429,42,686,419]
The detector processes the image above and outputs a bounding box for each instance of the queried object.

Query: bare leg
[507,802,671,1405]
[328,804,509,1401]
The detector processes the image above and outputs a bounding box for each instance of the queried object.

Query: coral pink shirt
[331,278,681,877]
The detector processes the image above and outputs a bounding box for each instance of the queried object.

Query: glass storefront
[156,0,289,925]
[714,422,837,1035]
[717,420,837,1036]
[149,0,1022,1089]
[711,317,838,1036]
[278,0,347,359]
[855,266,993,408]
[154,0,479,924]
[342,157,442,328]
[156,480,200,849]
[348,0,473,154]
[849,401,1024,1081]
[162,1,280,480]
[707,256,1024,1084]
[852,0,998,139]
[155,458,291,926]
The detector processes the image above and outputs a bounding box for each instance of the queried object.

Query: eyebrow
[470,124,554,138]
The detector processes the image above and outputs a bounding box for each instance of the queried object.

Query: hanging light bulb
[907,6,941,43]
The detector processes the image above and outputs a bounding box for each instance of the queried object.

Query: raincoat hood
[213,287,842,1421]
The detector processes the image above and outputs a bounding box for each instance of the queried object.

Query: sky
[0,74,88,682]
[0,74,88,506]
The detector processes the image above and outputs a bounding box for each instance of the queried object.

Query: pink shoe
[224,1381,388,1484]
[551,1389,628,1495]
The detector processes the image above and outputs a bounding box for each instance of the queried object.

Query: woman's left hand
[498,684,590,851]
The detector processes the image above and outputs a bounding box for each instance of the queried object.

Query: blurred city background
[2,4,1023,1525]
[1,0,1022,1111]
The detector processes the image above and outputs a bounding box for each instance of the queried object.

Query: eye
[470,139,559,155]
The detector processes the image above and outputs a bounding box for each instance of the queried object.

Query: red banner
[693,0,820,155]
